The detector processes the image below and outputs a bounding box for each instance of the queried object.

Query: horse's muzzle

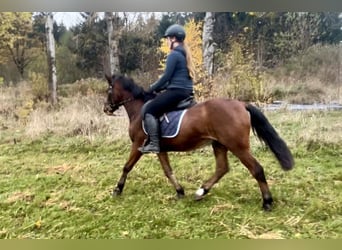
[103,103,116,116]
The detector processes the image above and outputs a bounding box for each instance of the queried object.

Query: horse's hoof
[194,195,204,201]
[176,189,185,199]
[112,188,122,197]
[262,197,273,211]
[194,187,208,201]
[262,203,273,211]
[177,193,185,199]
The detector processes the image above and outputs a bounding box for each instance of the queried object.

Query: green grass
[0,111,341,239]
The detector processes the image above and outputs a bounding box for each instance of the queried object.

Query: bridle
[109,97,134,111]
[107,85,134,112]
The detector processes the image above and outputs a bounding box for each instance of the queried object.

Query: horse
[103,74,294,211]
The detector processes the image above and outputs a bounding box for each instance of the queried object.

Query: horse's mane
[114,75,155,102]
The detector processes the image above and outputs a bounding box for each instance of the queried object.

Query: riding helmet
[164,24,186,42]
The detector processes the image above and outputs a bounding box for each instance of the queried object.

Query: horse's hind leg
[195,141,229,200]
[158,152,185,198]
[113,144,142,196]
[234,149,273,211]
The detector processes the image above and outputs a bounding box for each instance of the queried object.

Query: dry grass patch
[294,111,341,146]
[25,95,129,141]
[43,191,81,212]
[46,164,74,175]
[5,191,35,204]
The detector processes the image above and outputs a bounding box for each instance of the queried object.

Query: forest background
[0,12,341,105]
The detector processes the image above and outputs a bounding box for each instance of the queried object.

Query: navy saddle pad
[143,110,187,138]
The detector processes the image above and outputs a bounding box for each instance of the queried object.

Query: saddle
[141,95,196,138]
[172,95,196,110]
[140,95,196,118]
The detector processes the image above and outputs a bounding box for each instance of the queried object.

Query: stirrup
[138,143,160,154]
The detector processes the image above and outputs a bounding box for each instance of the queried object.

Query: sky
[54,12,83,28]
[53,12,164,29]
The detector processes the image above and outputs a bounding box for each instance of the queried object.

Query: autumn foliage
[158,19,203,75]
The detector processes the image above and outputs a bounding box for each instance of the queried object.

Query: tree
[105,12,115,75]
[45,13,57,105]
[202,12,216,77]
[0,12,35,78]
[70,12,107,78]
[105,12,122,75]
[119,13,160,74]
[184,19,203,81]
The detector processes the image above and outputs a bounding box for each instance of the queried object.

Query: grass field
[0,108,341,239]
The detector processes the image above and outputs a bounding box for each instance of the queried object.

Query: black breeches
[143,88,192,118]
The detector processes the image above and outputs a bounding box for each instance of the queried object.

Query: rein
[110,97,134,110]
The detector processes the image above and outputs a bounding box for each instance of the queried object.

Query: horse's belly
[160,137,212,152]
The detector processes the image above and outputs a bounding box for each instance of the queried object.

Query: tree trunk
[202,12,216,77]
[257,35,264,68]
[105,12,121,75]
[45,13,57,105]
[7,44,25,79]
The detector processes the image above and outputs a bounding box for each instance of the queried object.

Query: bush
[213,40,269,102]
[29,72,49,102]
[0,81,36,125]
[58,78,107,98]
[274,44,341,85]
[266,44,341,104]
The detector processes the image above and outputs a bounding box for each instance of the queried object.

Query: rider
[139,24,195,154]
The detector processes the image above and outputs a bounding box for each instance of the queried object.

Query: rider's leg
[139,89,192,154]
[139,113,160,153]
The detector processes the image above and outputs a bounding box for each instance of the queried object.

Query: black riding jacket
[149,45,193,93]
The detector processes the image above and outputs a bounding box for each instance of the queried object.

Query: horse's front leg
[113,144,142,196]
[157,152,185,198]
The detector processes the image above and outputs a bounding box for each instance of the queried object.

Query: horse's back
[180,98,249,137]
[160,98,250,151]
[186,98,248,123]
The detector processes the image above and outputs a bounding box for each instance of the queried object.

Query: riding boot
[139,114,160,154]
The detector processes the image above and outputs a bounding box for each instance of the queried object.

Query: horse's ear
[105,74,112,84]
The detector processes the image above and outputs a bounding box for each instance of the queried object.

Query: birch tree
[45,13,57,105]
[105,12,122,75]
[202,12,215,77]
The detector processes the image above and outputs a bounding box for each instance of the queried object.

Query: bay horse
[103,74,294,211]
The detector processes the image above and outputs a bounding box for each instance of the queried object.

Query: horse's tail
[245,103,294,171]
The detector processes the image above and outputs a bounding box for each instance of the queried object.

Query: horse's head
[103,74,148,116]
[103,74,128,115]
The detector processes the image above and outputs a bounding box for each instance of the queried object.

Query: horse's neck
[123,100,144,122]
